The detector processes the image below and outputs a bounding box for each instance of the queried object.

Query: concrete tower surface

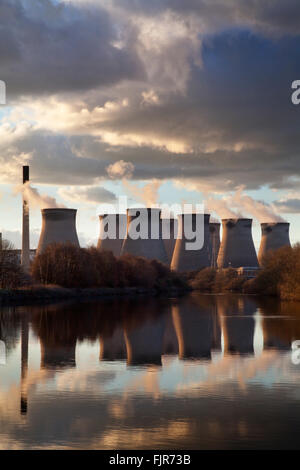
[121,208,168,264]
[162,218,178,266]
[258,222,291,265]
[171,213,211,272]
[217,218,258,268]
[21,166,30,271]
[37,208,80,254]
[209,222,221,268]
[97,214,127,257]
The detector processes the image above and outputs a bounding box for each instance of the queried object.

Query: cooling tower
[258,222,291,265]
[171,213,211,272]
[209,222,221,268]
[217,218,258,268]
[162,218,178,265]
[97,214,127,257]
[37,208,80,254]
[121,208,168,264]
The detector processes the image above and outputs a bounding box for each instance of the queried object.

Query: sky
[0,0,300,248]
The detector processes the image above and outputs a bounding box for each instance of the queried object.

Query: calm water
[0,293,300,449]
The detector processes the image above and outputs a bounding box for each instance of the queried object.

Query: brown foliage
[0,240,28,289]
[31,243,187,291]
[245,244,300,300]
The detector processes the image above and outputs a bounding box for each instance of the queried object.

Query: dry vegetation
[0,240,28,289]
[31,243,186,292]
[189,244,300,301]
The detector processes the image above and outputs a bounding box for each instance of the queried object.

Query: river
[0,293,300,449]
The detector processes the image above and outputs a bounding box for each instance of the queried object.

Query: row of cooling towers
[36,207,291,271]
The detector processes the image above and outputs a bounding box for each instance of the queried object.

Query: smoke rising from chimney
[204,187,285,223]
[231,187,285,223]
[17,182,65,211]
[123,179,161,207]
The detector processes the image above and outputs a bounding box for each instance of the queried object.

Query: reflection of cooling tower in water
[97,214,127,257]
[172,296,214,359]
[41,341,76,369]
[258,223,291,266]
[100,328,126,361]
[162,218,178,265]
[209,222,221,268]
[121,208,168,264]
[171,214,211,272]
[124,316,165,366]
[218,297,255,355]
[37,208,80,254]
[217,219,258,268]
[163,310,179,355]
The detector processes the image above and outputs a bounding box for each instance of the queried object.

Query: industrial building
[217,218,259,269]
[37,208,80,254]
[171,213,211,272]
[121,208,168,264]
[258,222,291,265]
[97,214,127,257]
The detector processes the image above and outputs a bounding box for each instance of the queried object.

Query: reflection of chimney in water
[20,315,29,415]
[99,328,127,361]
[218,297,255,355]
[124,316,165,366]
[172,297,214,360]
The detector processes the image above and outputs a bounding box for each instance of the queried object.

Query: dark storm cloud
[1,0,300,194]
[0,0,143,97]
[112,0,300,35]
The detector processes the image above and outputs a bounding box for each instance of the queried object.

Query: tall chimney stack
[21,166,30,271]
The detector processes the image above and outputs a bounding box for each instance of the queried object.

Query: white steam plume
[16,182,65,210]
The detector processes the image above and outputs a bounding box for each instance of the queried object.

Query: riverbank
[0,285,189,305]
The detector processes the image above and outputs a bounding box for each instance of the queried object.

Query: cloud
[0,0,142,97]
[58,185,117,205]
[0,0,300,202]
[106,160,135,179]
[273,198,300,214]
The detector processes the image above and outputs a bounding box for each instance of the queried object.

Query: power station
[217,218,259,269]
[16,167,293,273]
[258,222,291,265]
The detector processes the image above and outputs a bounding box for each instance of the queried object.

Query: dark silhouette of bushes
[31,243,187,291]
[244,244,300,300]
[189,267,246,293]
[0,240,28,289]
